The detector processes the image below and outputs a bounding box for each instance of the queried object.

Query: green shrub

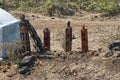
[1,0,120,16]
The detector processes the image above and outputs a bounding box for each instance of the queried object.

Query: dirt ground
[28,11,120,52]
[0,11,120,80]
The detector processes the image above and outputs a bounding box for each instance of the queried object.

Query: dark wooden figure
[19,14,31,52]
[65,21,72,52]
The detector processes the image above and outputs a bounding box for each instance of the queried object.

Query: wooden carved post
[19,14,31,52]
[81,25,88,52]
[65,21,72,52]
[43,28,50,51]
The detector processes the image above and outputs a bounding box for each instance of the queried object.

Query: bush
[1,0,120,16]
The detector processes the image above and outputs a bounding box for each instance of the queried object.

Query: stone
[20,56,35,68]
[113,46,120,51]
[116,53,120,57]
[104,51,113,57]
[108,40,120,51]
[19,66,30,74]
[23,51,31,56]
[32,15,35,17]
[112,58,120,64]
[51,17,55,19]
[98,48,102,52]
[94,52,99,56]
[94,15,98,18]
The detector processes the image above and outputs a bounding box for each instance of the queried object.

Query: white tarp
[0,8,20,58]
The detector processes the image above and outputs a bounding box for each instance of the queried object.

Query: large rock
[104,51,113,57]
[109,40,120,51]
[20,56,35,68]
[19,66,30,74]
[116,52,120,57]
[23,51,31,57]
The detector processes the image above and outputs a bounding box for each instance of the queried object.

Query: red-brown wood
[81,25,88,52]
[43,28,50,51]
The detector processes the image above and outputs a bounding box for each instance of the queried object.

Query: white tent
[0,8,20,58]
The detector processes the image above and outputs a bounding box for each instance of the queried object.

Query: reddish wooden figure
[81,25,88,52]
[43,28,50,51]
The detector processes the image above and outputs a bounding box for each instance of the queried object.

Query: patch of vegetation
[0,0,120,16]
[2,40,22,67]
